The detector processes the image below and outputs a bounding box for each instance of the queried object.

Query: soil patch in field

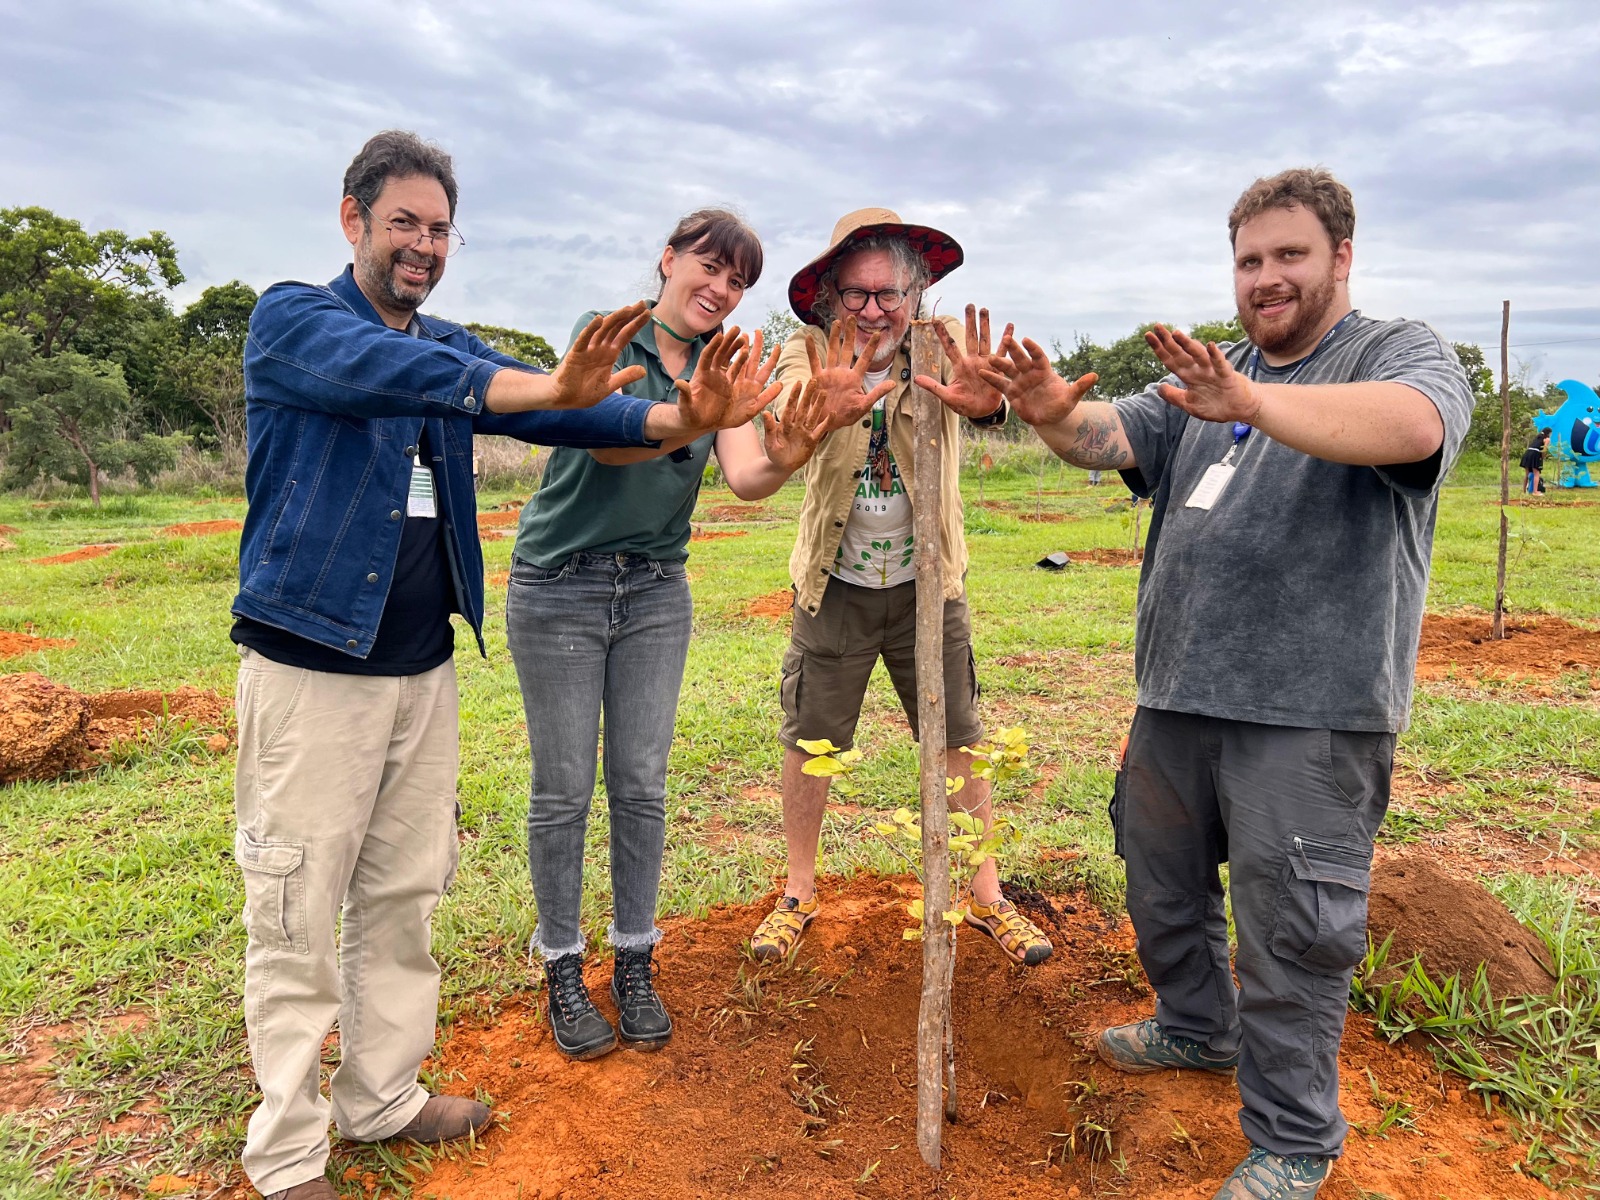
[1367,851,1555,996]
[30,544,118,565]
[478,512,520,530]
[741,590,794,620]
[0,524,19,535]
[1067,547,1144,566]
[690,529,748,543]
[159,519,242,538]
[415,875,1554,1200]
[0,676,231,782]
[1415,613,1600,683]
[1018,511,1080,523]
[0,630,75,659]
[702,503,766,522]
[487,570,510,589]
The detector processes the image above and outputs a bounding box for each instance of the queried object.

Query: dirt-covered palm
[547,302,652,408]
[717,330,785,430]
[805,315,896,431]
[1145,324,1260,423]
[913,304,1006,419]
[761,379,830,474]
[669,328,746,430]
[984,332,1098,427]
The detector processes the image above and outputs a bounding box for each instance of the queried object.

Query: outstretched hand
[1144,325,1260,424]
[982,332,1097,427]
[912,304,1007,419]
[546,303,653,408]
[805,315,897,431]
[670,327,747,430]
[718,330,786,429]
[761,379,831,474]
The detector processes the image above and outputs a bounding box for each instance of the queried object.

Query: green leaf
[795,737,840,756]
[801,756,846,777]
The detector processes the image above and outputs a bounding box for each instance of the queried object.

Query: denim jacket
[233,266,659,658]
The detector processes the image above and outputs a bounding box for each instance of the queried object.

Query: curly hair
[809,233,931,328]
[343,130,458,221]
[1228,167,1355,248]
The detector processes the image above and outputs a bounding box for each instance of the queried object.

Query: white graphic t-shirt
[833,368,914,588]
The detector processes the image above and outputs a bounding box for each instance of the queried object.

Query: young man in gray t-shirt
[930,168,1473,1199]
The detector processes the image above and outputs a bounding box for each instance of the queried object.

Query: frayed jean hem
[527,932,586,964]
[609,924,663,950]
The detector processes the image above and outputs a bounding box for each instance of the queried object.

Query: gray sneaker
[1214,1146,1332,1198]
[1097,1018,1239,1074]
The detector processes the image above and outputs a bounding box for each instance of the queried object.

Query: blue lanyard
[1235,309,1358,447]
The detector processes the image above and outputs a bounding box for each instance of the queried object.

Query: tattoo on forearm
[1068,411,1129,470]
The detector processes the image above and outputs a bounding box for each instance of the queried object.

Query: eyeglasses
[838,287,909,313]
[359,201,465,258]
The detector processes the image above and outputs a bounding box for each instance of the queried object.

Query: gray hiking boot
[1213,1146,1332,1198]
[1097,1018,1239,1074]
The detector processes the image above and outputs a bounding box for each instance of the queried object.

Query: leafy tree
[180,279,256,346]
[161,282,257,454]
[1053,316,1243,400]
[0,328,184,504]
[0,206,183,359]
[762,308,802,354]
[465,322,557,369]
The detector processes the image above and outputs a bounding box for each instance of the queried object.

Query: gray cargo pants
[1110,707,1393,1158]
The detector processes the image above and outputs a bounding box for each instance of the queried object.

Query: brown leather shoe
[387,1093,493,1142]
[264,1181,337,1200]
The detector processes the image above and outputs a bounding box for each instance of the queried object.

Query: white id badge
[407,461,438,518]
[1184,462,1236,510]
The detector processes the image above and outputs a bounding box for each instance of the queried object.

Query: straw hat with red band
[787,207,964,327]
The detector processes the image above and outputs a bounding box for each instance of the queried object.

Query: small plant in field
[1357,1068,1419,1138]
[1101,494,1150,554]
[795,726,1034,935]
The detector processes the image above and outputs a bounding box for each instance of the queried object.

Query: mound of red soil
[1067,547,1144,566]
[30,544,117,565]
[690,529,748,543]
[481,531,506,542]
[1416,614,1600,683]
[159,519,242,538]
[478,512,520,530]
[1368,853,1554,996]
[1018,512,1080,523]
[0,524,19,535]
[486,570,510,589]
[0,631,75,659]
[0,673,93,783]
[85,688,231,751]
[742,590,794,620]
[416,876,1553,1200]
[703,503,766,522]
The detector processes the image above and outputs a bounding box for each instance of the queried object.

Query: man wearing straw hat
[747,208,1053,968]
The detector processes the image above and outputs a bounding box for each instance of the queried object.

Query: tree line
[0,206,1576,503]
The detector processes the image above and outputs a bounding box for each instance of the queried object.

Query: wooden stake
[1493,300,1510,640]
[910,320,952,1169]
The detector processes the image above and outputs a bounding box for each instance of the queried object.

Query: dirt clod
[0,673,93,783]
[1368,852,1555,996]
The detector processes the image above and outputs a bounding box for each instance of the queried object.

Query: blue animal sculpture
[1533,380,1600,488]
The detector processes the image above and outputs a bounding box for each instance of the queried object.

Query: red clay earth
[742,590,795,620]
[413,876,1554,1200]
[486,570,510,589]
[0,631,75,659]
[702,503,767,522]
[159,519,243,537]
[1368,851,1554,995]
[689,529,748,543]
[478,512,520,530]
[29,544,118,565]
[0,675,231,783]
[1067,548,1145,566]
[1018,512,1081,523]
[1416,613,1600,683]
[0,524,19,535]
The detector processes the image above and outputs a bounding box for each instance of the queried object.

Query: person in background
[505,209,870,1061]
[1521,429,1549,495]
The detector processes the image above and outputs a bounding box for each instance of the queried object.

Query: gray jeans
[1111,707,1393,1159]
[505,552,692,958]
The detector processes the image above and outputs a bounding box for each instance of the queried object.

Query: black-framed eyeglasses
[838,287,909,313]
[359,200,465,258]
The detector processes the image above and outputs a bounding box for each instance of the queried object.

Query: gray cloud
[3,0,1596,379]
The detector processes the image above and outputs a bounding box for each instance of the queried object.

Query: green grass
[1,466,1597,1195]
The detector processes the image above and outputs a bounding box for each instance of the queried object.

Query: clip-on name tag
[1185,420,1252,511]
[408,461,438,518]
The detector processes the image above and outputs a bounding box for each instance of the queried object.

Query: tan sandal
[965,898,1053,966]
[750,893,818,961]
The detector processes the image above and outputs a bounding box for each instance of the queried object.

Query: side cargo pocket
[1268,835,1372,976]
[234,829,309,954]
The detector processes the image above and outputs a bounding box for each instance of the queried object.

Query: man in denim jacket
[230,130,722,1200]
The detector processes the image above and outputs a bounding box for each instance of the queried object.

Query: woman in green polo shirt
[505,209,838,1061]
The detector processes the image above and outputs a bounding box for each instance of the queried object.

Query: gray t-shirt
[1114,313,1474,732]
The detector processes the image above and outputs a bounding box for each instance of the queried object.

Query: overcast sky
[4,0,1597,385]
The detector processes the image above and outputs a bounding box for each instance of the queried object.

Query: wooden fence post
[1494,300,1510,640]
[910,320,952,1169]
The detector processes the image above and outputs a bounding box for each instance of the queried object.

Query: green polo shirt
[514,306,716,567]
